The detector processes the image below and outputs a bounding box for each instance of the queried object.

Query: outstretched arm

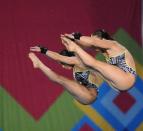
[30,46,80,65]
[64,34,115,49]
[61,36,101,69]
[28,52,97,104]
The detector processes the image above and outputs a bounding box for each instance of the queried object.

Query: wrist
[74,44,80,52]
[38,45,48,54]
[72,32,82,40]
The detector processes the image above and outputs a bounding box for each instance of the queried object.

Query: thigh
[92,63,136,90]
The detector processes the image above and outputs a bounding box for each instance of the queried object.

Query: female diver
[62,29,136,91]
[29,44,99,105]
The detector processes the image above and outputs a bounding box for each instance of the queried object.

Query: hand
[61,35,78,52]
[30,46,41,52]
[28,52,42,68]
[30,45,48,54]
[64,33,74,40]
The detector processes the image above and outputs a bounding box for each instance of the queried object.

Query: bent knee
[81,93,97,105]
[113,74,136,91]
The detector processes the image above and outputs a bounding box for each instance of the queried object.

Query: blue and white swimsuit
[73,70,99,92]
[106,52,136,76]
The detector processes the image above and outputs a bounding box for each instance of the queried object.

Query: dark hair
[92,29,113,40]
[59,49,75,67]
[59,49,75,57]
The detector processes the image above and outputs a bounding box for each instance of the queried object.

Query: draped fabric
[0,0,142,131]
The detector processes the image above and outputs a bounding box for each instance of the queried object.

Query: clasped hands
[61,33,80,52]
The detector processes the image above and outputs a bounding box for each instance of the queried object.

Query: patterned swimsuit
[106,52,136,76]
[73,70,99,92]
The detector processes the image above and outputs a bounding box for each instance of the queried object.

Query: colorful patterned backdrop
[73,29,143,131]
[0,0,142,131]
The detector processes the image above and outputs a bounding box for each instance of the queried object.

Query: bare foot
[28,53,42,68]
